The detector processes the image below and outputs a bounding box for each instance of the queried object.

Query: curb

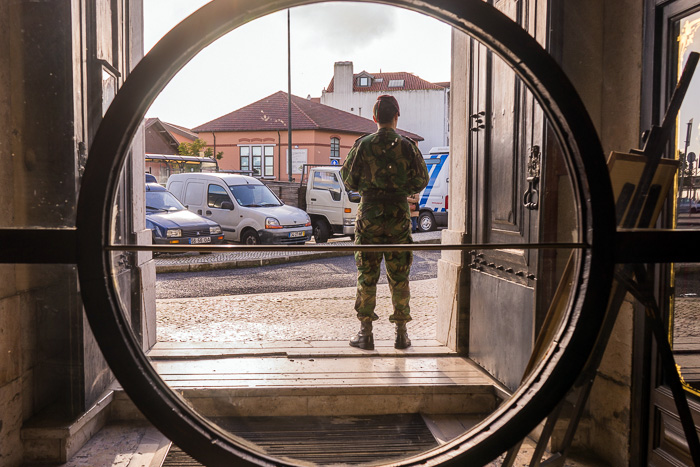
[155,237,441,274]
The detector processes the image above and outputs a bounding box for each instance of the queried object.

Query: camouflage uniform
[341,128,430,324]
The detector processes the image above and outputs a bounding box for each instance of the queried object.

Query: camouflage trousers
[354,201,413,323]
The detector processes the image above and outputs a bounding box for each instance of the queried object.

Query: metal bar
[615,229,700,263]
[528,401,565,467]
[105,242,587,253]
[0,229,77,264]
[286,8,292,182]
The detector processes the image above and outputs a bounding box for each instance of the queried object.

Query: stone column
[436,29,471,352]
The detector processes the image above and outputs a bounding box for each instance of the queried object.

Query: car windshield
[146,191,186,212]
[229,184,281,207]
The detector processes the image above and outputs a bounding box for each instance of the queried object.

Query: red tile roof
[325,71,446,93]
[160,121,198,141]
[193,91,423,141]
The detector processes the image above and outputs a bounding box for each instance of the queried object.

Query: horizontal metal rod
[106,242,588,253]
[615,228,700,263]
[0,228,77,264]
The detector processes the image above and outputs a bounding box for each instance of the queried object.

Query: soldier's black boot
[349,321,374,350]
[395,322,411,349]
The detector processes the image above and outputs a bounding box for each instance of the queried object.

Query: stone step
[110,341,508,420]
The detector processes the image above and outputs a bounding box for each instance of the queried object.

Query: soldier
[340,95,430,350]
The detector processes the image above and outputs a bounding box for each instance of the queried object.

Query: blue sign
[331,159,339,165]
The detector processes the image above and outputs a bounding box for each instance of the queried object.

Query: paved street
[155,231,442,342]
[157,278,438,342]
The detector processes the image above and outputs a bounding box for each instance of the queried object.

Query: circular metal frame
[76,0,616,465]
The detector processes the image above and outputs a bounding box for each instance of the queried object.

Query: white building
[320,61,449,153]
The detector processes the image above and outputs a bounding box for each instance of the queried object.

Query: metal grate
[162,414,438,466]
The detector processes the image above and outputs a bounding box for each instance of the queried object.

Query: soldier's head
[373,95,400,127]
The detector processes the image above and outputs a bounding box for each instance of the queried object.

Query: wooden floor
[146,339,499,390]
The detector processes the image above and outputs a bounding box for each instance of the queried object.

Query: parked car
[146,173,157,184]
[678,197,699,213]
[166,173,312,245]
[146,183,224,245]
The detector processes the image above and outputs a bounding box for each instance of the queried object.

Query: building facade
[320,61,449,153]
[193,91,422,180]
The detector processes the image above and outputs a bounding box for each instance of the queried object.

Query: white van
[167,173,312,245]
[417,147,449,231]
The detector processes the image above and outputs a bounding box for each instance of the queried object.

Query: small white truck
[298,164,360,243]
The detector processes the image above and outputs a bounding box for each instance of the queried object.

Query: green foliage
[178,138,223,160]
[203,147,224,160]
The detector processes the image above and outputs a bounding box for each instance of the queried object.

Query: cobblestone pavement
[157,278,438,342]
[675,297,700,340]
[155,230,443,342]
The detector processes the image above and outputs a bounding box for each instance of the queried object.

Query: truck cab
[299,165,360,243]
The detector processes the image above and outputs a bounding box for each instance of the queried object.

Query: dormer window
[388,79,405,88]
[358,76,370,87]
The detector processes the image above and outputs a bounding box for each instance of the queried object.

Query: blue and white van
[417,147,449,231]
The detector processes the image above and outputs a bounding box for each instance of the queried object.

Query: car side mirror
[348,191,361,203]
[220,201,234,210]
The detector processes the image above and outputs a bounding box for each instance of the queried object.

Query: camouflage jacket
[340,128,429,199]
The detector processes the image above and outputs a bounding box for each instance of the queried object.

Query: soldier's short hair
[373,95,400,123]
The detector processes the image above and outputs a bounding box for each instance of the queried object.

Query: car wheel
[418,211,436,232]
[240,230,260,245]
[312,219,330,243]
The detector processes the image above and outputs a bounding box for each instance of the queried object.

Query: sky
[143,1,452,129]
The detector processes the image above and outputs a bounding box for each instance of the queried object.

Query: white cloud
[293,3,398,54]
[143,1,451,128]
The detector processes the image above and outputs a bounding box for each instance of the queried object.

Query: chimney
[332,61,354,112]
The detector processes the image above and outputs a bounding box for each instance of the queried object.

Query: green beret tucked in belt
[340,99,429,350]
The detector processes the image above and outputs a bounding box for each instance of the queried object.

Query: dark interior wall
[1,0,82,421]
[553,1,644,464]
[0,0,94,444]
[10,1,79,228]
[0,1,132,465]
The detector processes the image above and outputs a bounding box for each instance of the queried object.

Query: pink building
[193,91,422,181]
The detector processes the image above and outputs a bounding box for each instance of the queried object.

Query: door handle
[197,209,202,215]
[523,145,540,210]
[206,210,212,215]
[310,198,317,201]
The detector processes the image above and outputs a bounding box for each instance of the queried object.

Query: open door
[467,0,544,391]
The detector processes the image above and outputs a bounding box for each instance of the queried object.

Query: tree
[202,147,224,161]
[178,138,222,159]
[178,138,223,171]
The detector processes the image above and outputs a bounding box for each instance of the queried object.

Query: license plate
[289,231,306,238]
[190,237,211,244]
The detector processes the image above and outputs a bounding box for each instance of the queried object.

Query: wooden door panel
[470,272,533,391]
[490,0,521,239]
[489,50,520,235]
[468,0,538,390]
